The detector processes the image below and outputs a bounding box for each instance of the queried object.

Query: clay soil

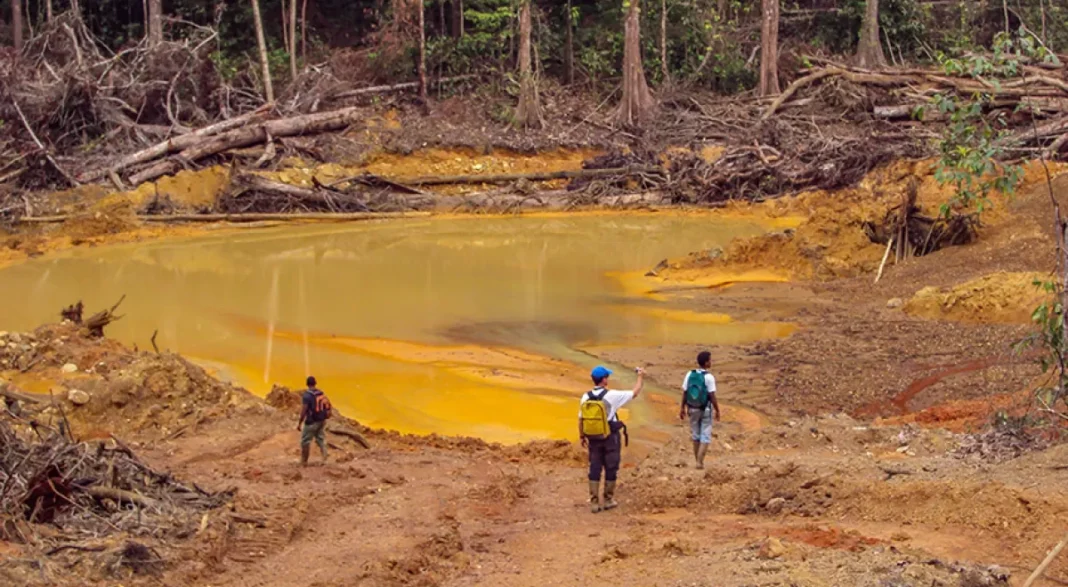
[3,165,1068,587]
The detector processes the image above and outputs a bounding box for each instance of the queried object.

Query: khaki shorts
[301,420,326,448]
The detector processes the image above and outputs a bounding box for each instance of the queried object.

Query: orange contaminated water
[0,213,793,443]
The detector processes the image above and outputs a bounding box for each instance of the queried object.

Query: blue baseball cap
[591,366,612,381]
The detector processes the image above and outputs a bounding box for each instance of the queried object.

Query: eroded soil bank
[2,155,1068,587]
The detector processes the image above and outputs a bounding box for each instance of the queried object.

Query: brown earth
[2,162,1068,586]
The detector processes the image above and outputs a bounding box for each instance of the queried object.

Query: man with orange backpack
[297,376,332,466]
[579,365,644,513]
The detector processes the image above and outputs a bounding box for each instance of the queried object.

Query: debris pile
[0,414,231,581]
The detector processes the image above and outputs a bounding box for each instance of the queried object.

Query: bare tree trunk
[617,0,655,125]
[289,0,298,79]
[280,0,289,53]
[717,0,727,20]
[450,0,465,37]
[660,0,668,84]
[1002,0,1009,33]
[855,0,886,68]
[564,0,574,85]
[417,0,428,108]
[439,0,445,34]
[514,0,543,128]
[1040,0,1047,43]
[758,0,780,97]
[251,0,275,103]
[148,0,163,45]
[11,0,22,53]
[45,0,53,22]
[301,0,309,65]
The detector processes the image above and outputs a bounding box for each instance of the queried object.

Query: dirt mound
[903,272,1051,324]
[661,182,891,281]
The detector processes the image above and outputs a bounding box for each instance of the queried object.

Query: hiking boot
[602,481,618,511]
[589,481,602,513]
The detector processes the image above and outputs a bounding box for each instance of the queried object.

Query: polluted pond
[0,212,798,443]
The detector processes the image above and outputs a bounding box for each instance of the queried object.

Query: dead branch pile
[0,414,232,577]
[0,12,232,188]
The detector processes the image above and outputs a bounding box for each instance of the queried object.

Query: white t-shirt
[680,370,717,401]
[578,388,634,421]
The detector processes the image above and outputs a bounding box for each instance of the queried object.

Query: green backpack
[683,370,709,409]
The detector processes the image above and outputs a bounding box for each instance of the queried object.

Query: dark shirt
[302,388,328,424]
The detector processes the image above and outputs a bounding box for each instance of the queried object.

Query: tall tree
[148,0,164,45]
[11,0,22,53]
[514,0,543,128]
[251,0,275,103]
[417,0,428,107]
[564,0,574,85]
[301,0,309,64]
[660,0,668,84]
[46,0,53,23]
[618,0,655,125]
[758,0,780,96]
[451,0,464,37]
[289,0,299,78]
[855,0,886,68]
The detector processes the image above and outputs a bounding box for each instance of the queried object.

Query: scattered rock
[765,497,787,514]
[8,333,21,344]
[67,389,91,406]
[758,537,786,560]
[61,363,79,374]
[886,297,904,309]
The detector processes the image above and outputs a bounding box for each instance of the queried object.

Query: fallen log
[14,211,431,224]
[127,106,366,186]
[329,427,371,449]
[403,166,662,186]
[76,106,272,183]
[327,74,478,101]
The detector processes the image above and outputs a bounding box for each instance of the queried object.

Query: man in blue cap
[578,365,644,513]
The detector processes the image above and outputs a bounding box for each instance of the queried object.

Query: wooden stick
[762,68,837,120]
[327,74,478,100]
[1023,532,1068,587]
[874,236,894,284]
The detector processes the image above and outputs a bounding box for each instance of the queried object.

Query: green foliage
[930,92,1021,218]
[928,31,1051,218]
[1016,278,1068,424]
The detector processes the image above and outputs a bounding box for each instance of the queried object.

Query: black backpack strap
[589,388,608,401]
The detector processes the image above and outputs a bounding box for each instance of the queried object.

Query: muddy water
[0,213,793,443]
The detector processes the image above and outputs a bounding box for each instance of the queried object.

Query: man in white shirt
[679,351,720,469]
[579,365,644,512]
